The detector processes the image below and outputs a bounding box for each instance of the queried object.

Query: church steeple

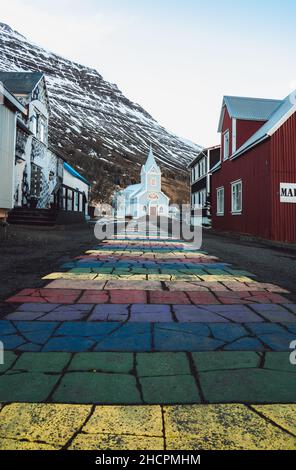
[144,145,159,172]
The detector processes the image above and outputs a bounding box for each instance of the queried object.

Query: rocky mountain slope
[0,22,201,203]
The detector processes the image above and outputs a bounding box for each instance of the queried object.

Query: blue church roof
[64,162,90,186]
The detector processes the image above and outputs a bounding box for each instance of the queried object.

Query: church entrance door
[150,206,157,216]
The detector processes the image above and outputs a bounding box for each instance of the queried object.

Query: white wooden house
[0,72,90,224]
[0,82,26,220]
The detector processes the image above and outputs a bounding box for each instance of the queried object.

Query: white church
[114,147,170,218]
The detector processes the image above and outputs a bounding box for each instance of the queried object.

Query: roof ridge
[224,95,282,102]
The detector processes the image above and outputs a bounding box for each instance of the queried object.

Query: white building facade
[0,72,90,222]
[114,148,169,218]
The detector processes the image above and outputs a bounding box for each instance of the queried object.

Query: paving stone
[224,337,264,350]
[68,433,164,450]
[16,342,42,352]
[13,352,71,372]
[0,439,58,450]
[252,405,296,436]
[209,324,247,342]
[13,322,58,346]
[130,304,172,322]
[0,403,92,446]
[173,305,227,323]
[82,405,163,436]
[259,333,296,351]
[285,304,296,314]
[78,291,109,304]
[192,351,260,371]
[46,280,107,290]
[89,304,129,322]
[94,324,151,352]
[0,351,18,373]
[40,304,93,321]
[247,323,288,335]
[43,272,98,280]
[205,305,263,322]
[186,292,220,305]
[264,352,296,373]
[5,311,47,321]
[0,321,18,335]
[286,324,296,334]
[109,290,147,304]
[55,322,118,337]
[1,335,27,349]
[17,303,59,312]
[251,304,296,322]
[199,369,296,403]
[43,337,96,352]
[53,372,141,404]
[68,352,133,373]
[164,404,296,450]
[150,291,191,305]
[0,372,58,402]
[136,352,191,376]
[6,288,81,304]
[141,375,200,404]
[106,280,162,291]
[154,324,223,351]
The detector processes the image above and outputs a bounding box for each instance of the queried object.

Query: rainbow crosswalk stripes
[0,231,295,449]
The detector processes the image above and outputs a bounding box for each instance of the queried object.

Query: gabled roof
[0,71,44,95]
[188,145,220,168]
[231,94,296,159]
[218,95,282,132]
[124,183,142,194]
[64,162,90,186]
[1,84,26,114]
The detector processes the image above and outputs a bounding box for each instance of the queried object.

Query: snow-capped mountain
[0,22,201,201]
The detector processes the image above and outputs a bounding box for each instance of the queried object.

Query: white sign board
[280,183,296,203]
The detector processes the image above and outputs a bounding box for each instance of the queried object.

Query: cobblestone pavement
[0,225,295,450]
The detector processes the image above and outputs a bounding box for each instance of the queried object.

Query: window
[217,187,224,215]
[223,131,230,160]
[231,180,242,214]
[31,112,37,136]
[40,120,46,144]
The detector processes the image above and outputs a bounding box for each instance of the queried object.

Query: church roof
[143,146,159,172]
[124,183,142,193]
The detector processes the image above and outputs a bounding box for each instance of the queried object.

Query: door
[30,163,42,197]
[150,206,157,216]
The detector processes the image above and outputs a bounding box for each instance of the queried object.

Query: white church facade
[114,148,170,218]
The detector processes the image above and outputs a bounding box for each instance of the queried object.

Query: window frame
[216,186,224,216]
[223,130,230,161]
[231,179,242,215]
[39,119,46,144]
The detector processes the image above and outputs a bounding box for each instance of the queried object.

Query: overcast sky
[1,0,296,147]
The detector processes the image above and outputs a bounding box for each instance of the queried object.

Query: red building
[211,94,296,243]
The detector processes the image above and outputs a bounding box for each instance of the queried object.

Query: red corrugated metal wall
[271,111,296,243]
[236,119,266,149]
[212,139,272,239]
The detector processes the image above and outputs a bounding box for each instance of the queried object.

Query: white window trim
[231,179,242,215]
[223,130,230,161]
[216,186,224,216]
[232,118,237,154]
